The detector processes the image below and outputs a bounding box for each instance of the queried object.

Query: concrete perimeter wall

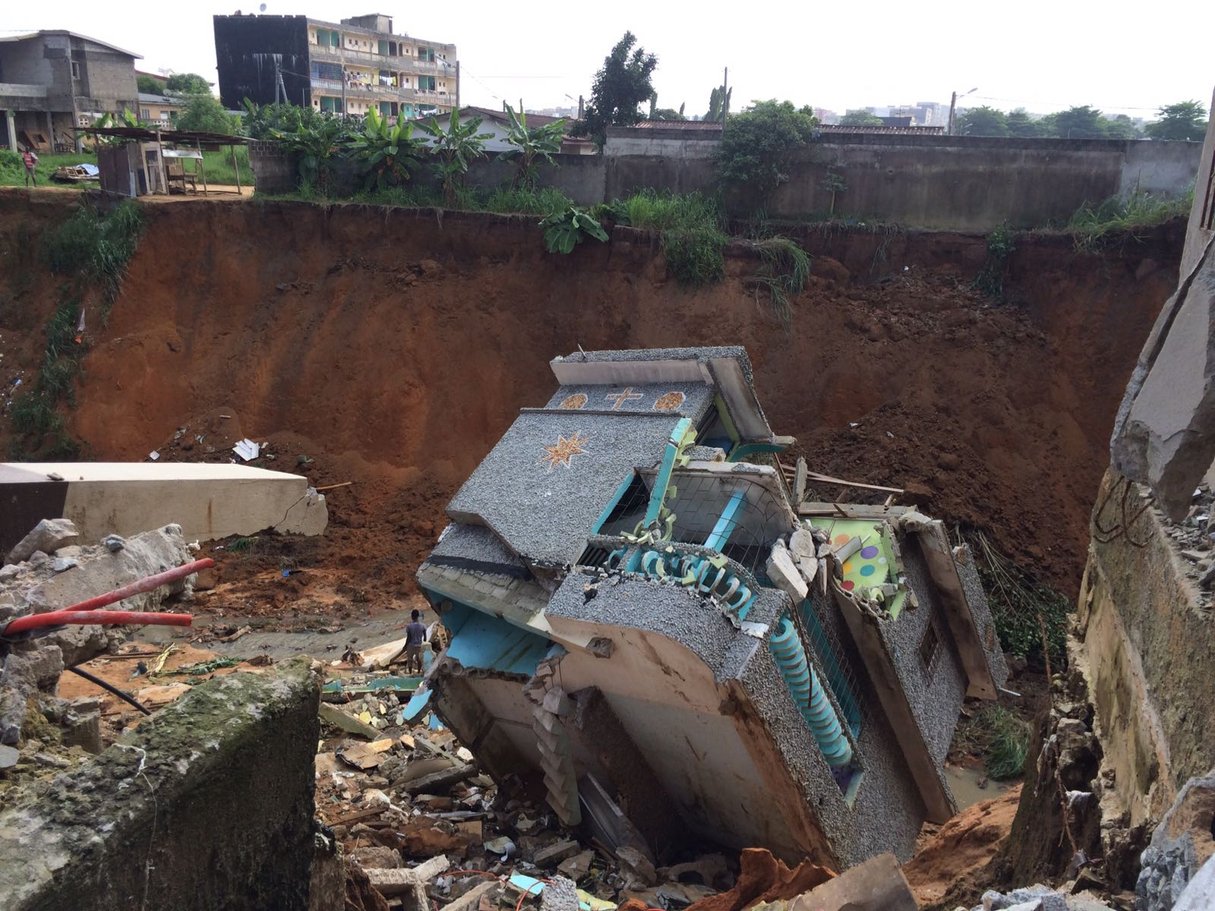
[251,133,1201,233]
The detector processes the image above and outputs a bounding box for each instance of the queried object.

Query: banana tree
[270,114,349,193]
[344,108,423,191]
[500,101,565,189]
[420,109,492,206]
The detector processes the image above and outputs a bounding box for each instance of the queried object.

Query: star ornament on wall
[540,432,590,471]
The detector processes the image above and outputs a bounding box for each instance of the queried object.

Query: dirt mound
[0,195,1182,618]
[904,787,1022,909]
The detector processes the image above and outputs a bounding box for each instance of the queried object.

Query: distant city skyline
[3,1,1211,122]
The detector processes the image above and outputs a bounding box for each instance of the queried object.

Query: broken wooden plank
[803,470,905,494]
[911,521,998,701]
[798,502,911,520]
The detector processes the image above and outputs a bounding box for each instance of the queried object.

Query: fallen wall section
[0,462,327,553]
[0,659,323,911]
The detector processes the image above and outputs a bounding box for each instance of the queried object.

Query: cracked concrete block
[0,659,322,911]
[6,519,79,566]
[1112,243,1215,520]
[765,540,807,603]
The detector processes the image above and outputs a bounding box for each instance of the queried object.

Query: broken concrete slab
[1175,854,1215,911]
[1111,238,1215,520]
[364,854,450,898]
[1137,769,1215,911]
[0,658,322,911]
[765,540,808,603]
[319,702,384,739]
[787,853,916,911]
[439,881,499,911]
[539,876,580,911]
[0,462,327,555]
[5,518,79,566]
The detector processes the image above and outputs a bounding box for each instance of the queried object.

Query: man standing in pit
[404,609,428,674]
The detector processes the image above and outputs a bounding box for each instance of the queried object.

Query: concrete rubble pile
[0,518,196,750]
[316,668,920,911]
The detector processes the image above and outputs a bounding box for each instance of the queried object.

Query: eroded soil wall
[0,193,1183,603]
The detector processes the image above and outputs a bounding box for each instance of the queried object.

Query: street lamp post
[947,87,978,135]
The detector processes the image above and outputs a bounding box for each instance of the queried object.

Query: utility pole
[455,60,460,111]
[947,90,957,135]
[722,67,729,123]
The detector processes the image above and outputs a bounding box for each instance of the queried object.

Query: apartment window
[70,60,80,79]
[315,28,340,48]
[417,46,435,62]
[319,96,342,114]
[418,75,436,92]
[140,108,150,119]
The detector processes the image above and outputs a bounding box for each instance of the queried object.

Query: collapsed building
[415,346,1007,868]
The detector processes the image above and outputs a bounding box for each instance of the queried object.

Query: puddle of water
[946,763,1013,809]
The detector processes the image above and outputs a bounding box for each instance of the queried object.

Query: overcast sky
[5,1,1213,119]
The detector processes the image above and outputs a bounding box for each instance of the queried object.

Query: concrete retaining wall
[1075,470,1215,828]
[0,660,322,911]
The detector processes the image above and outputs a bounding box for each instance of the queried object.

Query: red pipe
[1,558,212,637]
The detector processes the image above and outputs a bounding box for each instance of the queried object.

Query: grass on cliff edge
[0,148,251,189]
[1065,188,1193,251]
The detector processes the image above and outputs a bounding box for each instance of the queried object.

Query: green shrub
[971,530,1070,666]
[12,202,142,459]
[974,224,1015,298]
[611,191,728,288]
[980,706,1030,780]
[44,200,143,310]
[539,206,609,254]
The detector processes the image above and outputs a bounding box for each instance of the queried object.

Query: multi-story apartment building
[0,30,139,152]
[214,13,457,120]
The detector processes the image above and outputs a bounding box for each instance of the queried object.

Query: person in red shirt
[21,148,38,186]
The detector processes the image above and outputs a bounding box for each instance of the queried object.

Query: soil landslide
[0,194,1182,614]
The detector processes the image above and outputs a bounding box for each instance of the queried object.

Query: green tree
[580,32,657,146]
[1145,100,1207,141]
[957,106,1009,137]
[164,73,212,96]
[137,74,167,95]
[1005,108,1041,138]
[175,94,238,134]
[706,85,732,122]
[1052,105,1107,139]
[421,108,492,205]
[500,101,565,189]
[1103,114,1141,140]
[715,99,818,211]
[839,109,882,126]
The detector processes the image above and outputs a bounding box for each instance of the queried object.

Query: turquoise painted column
[769,617,853,767]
